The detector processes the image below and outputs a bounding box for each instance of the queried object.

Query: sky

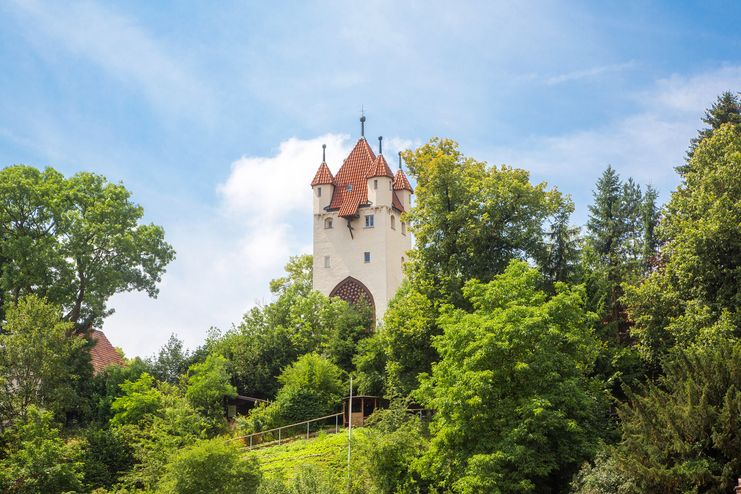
[1,0,739,357]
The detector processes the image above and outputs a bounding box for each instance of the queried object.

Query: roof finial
[378,136,383,155]
[360,113,366,138]
[398,151,403,171]
[322,143,326,163]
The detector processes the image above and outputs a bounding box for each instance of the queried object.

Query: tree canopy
[0,165,175,329]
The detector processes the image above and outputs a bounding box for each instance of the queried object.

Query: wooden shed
[341,395,388,427]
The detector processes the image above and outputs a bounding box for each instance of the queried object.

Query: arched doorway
[329,276,376,323]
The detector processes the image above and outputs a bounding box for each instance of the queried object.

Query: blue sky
[1,0,739,356]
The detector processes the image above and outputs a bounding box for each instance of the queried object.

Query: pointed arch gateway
[329,276,375,318]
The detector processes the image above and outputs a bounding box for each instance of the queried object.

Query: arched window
[324,217,333,229]
[390,215,396,230]
[401,221,406,235]
[316,187,322,197]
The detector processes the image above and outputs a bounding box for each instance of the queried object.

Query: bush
[159,438,261,494]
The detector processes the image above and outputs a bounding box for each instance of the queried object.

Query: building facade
[311,121,413,323]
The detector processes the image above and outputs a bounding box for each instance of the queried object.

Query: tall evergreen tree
[640,185,660,272]
[542,198,581,287]
[586,166,623,260]
[620,178,643,265]
[686,90,741,161]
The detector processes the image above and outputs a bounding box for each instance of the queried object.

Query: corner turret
[311,144,334,214]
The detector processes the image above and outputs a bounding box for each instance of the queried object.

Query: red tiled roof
[90,330,124,374]
[392,191,404,212]
[329,138,376,217]
[310,162,335,186]
[318,138,411,217]
[366,154,394,179]
[393,169,414,192]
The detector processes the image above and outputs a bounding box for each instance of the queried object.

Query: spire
[398,151,403,171]
[378,136,383,155]
[322,143,326,163]
[360,107,366,138]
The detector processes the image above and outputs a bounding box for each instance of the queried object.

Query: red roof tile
[90,330,124,374]
[366,154,394,179]
[310,162,335,186]
[393,169,414,192]
[316,138,412,217]
[392,191,404,212]
[329,138,377,217]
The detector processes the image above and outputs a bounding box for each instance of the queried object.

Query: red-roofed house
[89,330,125,374]
[311,118,414,322]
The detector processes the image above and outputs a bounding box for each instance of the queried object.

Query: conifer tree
[686,90,741,161]
[640,185,660,271]
[542,198,581,286]
[614,338,741,493]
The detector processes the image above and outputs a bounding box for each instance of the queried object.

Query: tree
[184,354,236,434]
[402,138,562,307]
[626,123,741,366]
[381,281,438,397]
[208,255,370,398]
[109,373,209,490]
[159,438,261,494]
[241,353,344,432]
[150,334,192,384]
[640,185,660,271]
[686,90,741,160]
[611,337,741,493]
[541,197,581,287]
[0,294,86,424]
[355,403,430,494]
[0,406,83,494]
[416,261,604,493]
[0,165,175,330]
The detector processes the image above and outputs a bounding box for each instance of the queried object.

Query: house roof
[321,138,409,217]
[393,169,414,192]
[310,162,335,186]
[90,330,125,374]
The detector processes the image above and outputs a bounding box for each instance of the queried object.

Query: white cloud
[104,134,357,356]
[543,62,637,85]
[219,134,351,222]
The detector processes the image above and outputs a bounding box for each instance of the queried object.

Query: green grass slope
[249,429,367,481]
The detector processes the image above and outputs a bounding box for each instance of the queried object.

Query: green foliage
[570,449,638,494]
[381,282,438,397]
[0,165,175,329]
[257,465,338,494]
[541,197,582,287]
[244,353,345,433]
[90,357,151,423]
[626,123,741,366]
[402,138,563,306]
[110,373,164,427]
[79,426,135,489]
[417,261,604,493]
[0,294,86,424]
[208,255,370,398]
[686,90,741,160]
[109,373,210,490]
[355,404,430,494]
[612,337,741,493]
[0,405,83,494]
[184,354,236,434]
[149,334,192,384]
[158,438,260,494]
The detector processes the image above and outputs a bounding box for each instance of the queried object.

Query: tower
[311,117,414,323]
